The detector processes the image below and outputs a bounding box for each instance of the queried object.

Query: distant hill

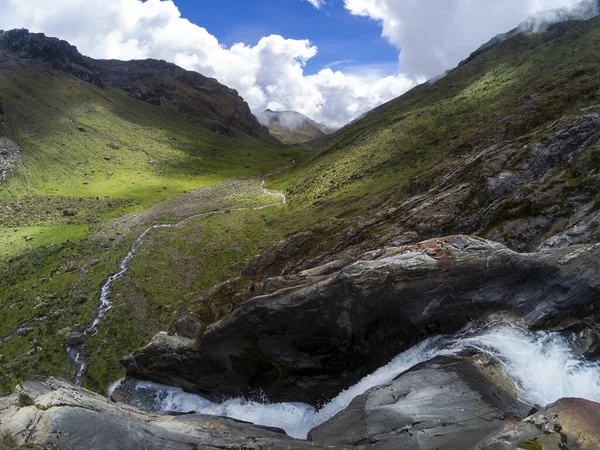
[257,109,332,145]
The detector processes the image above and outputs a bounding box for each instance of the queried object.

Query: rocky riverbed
[4,318,600,449]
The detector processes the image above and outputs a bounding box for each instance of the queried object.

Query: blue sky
[174,0,399,76]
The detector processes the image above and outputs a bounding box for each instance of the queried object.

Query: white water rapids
[120,321,600,440]
[67,178,286,385]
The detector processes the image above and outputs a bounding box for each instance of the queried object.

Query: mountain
[0,29,277,142]
[257,109,332,145]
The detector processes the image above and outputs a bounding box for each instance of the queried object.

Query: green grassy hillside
[280,18,600,217]
[0,44,301,393]
[0,64,298,256]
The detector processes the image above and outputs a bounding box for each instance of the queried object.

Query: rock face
[65,331,85,346]
[0,28,103,86]
[0,379,324,450]
[309,356,531,449]
[479,398,600,450]
[122,236,600,405]
[396,113,600,253]
[0,29,274,142]
[91,58,271,140]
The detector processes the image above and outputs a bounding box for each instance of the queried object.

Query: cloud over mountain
[343,0,593,77]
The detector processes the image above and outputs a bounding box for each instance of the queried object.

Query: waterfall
[119,320,600,439]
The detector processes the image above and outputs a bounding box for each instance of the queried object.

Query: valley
[2,6,600,450]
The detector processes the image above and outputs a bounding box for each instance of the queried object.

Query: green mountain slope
[281,18,600,216]
[0,29,295,254]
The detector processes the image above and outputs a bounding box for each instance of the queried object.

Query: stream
[116,319,600,440]
[67,177,287,385]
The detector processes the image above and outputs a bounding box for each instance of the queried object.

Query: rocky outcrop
[479,398,600,450]
[120,332,223,395]
[0,28,104,87]
[397,113,600,253]
[0,379,325,449]
[90,58,272,140]
[309,356,531,449]
[122,236,600,405]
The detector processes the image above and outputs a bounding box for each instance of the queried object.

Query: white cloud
[0,0,416,128]
[343,0,592,78]
[306,0,325,9]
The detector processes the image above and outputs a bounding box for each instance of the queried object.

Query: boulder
[0,379,325,450]
[121,332,224,394]
[479,398,600,450]
[308,356,531,450]
[65,331,85,346]
[123,236,600,405]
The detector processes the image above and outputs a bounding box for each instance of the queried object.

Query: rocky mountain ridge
[0,28,274,142]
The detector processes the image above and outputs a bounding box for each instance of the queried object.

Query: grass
[0,224,88,258]
[82,180,298,391]
[16,391,34,407]
[0,428,17,450]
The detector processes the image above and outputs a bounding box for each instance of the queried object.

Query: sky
[0,0,594,128]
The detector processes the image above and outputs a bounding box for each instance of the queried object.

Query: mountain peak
[257,109,332,145]
[0,28,104,87]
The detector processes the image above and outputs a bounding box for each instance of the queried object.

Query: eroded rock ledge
[122,235,600,405]
[3,368,599,449]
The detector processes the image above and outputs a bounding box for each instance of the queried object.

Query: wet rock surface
[123,236,600,405]
[309,356,531,450]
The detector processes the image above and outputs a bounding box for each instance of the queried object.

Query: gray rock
[574,327,600,359]
[121,332,223,395]
[397,114,600,252]
[72,295,88,305]
[479,398,600,450]
[123,236,600,405]
[308,356,531,450]
[65,331,85,346]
